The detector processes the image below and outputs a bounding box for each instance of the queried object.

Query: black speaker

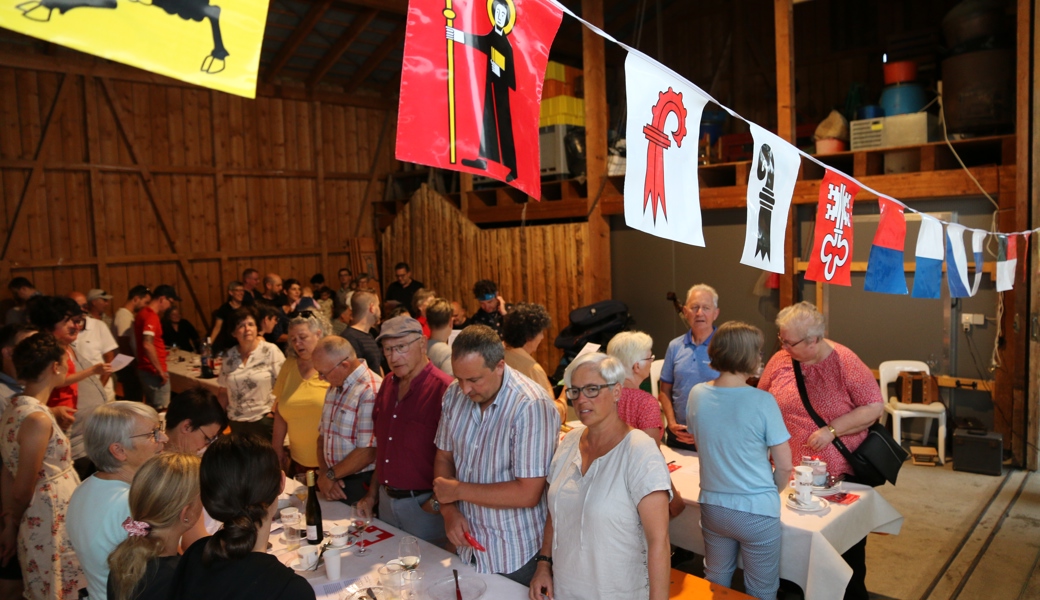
[952,430,1003,476]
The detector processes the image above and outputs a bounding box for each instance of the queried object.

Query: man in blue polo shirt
[658,284,721,451]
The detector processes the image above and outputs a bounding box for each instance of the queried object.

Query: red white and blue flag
[996,234,1018,292]
[863,198,907,295]
[911,216,944,299]
[805,170,859,286]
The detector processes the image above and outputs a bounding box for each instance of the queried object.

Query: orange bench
[669,568,757,599]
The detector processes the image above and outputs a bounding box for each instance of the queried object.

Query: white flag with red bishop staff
[623,52,709,246]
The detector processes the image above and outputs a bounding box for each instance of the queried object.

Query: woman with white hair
[529,353,671,600]
[758,301,883,600]
[606,331,662,440]
[0,334,83,599]
[272,302,332,474]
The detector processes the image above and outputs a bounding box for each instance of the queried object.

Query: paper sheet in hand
[110,354,135,372]
[576,343,601,357]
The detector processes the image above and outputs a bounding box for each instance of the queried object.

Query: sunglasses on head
[288,310,315,319]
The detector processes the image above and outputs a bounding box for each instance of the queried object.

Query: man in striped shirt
[433,325,560,585]
[314,336,382,504]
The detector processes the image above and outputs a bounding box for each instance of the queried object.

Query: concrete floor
[674,462,1040,600]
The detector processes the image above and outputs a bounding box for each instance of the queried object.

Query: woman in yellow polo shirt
[272,300,331,474]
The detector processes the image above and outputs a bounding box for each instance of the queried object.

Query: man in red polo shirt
[135,285,180,410]
[356,315,453,544]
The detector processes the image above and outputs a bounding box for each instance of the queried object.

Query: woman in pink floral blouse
[0,334,83,599]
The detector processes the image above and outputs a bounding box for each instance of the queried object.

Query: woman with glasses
[27,296,112,431]
[272,303,331,475]
[107,453,202,600]
[217,307,286,441]
[168,434,315,600]
[687,322,792,600]
[208,281,246,345]
[530,352,671,600]
[758,302,884,600]
[0,334,84,599]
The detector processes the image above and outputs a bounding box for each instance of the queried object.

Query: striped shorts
[700,503,782,600]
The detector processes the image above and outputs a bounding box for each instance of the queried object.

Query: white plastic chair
[650,359,664,398]
[878,360,946,465]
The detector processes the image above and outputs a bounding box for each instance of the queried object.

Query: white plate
[811,481,842,496]
[427,575,487,600]
[786,496,829,513]
[289,559,316,572]
[346,586,397,600]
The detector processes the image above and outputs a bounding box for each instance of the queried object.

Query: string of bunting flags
[394,0,1037,294]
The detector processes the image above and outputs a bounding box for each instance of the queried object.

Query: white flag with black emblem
[740,124,802,273]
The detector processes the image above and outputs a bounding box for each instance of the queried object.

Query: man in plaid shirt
[314,336,383,504]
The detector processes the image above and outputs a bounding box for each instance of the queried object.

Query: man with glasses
[314,336,382,504]
[658,284,721,451]
[164,388,228,454]
[67,401,167,600]
[356,315,454,544]
[432,325,559,585]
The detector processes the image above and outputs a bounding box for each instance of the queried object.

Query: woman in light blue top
[686,322,792,600]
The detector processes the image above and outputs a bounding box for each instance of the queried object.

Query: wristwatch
[534,554,553,566]
[325,467,337,481]
[430,497,441,512]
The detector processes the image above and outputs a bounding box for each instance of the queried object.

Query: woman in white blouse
[529,353,671,600]
[217,307,285,440]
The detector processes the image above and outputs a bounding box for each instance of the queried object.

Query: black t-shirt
[242,290,257,306]
[466,308,504,335]
[168,537,315,600]
[162,319,201,353]
[108,555,179,600]
[385,280,424,314]
[213,301,238,324]
[341,326,383,375]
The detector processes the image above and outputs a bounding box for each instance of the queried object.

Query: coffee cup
[297,545,320,570]
[329,525,349,548]
[812,461,828,486]
[280,507,300,523]
[793,465,813,485]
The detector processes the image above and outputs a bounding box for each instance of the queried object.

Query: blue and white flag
[946,224,984,298]
[911,216,944,299]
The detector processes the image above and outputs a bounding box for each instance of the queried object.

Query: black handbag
[792,359,908,487]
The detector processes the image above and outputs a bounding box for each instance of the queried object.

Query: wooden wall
[381,187,590,374]
[0,58,396,330]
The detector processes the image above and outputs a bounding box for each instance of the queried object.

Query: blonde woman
[107,453,203,600]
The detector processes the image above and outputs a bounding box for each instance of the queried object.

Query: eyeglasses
[197,427,219,446]
[317,358,349,381]
[637,354,655,364]
[564,382,620,401]
[129,423,166,443]
[778,334,811,348]
[381,336,422,357]
[686,305,714,313]
[288,310,315,319]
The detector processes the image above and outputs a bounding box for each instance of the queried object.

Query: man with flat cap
[356,315,454,544]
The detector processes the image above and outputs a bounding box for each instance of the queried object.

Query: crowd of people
[0,269,885,600]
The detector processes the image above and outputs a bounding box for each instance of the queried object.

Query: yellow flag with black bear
[1,0,268,98]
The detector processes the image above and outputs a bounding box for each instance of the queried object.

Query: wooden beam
[82,76,109,287]
[774,0,796,308]
[313,101,329,273]
[343,25,407,95]
[266,0,334,83]
[5,247,357,269]
[0,74,72,260]
[0,49,392,110]
[582,0,611,305]
[338,0,407,13]
[307,9,378,89]
[97,78,211,331]
[353,110,394,238]
[0,159,376,180]
[1028,0,1040,471]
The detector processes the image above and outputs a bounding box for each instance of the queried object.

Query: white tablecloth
[272,480,529,599]
[663,446,903,600]
[167,349,221,395]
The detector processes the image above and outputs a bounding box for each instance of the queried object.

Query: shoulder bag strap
[791,358,857,464]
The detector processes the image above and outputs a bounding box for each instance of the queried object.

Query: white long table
[273,480,529,599]
[167,349,221,395]
[663,446,903,600]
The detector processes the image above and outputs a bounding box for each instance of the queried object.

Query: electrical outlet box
[961,313,985,329]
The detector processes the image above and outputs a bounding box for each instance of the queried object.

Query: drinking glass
[398,536,421,571]
[293,473,308,504]
[351,504,371,555]
[282,513,302,552]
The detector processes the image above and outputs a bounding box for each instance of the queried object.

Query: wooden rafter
[266,0,334,83]
[96,78,211,331]
[338,0,407,13]
[0,74,72,260]
[343,25,406,94]
[307,9,378,88]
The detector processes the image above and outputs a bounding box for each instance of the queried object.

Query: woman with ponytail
[168,433,315,600]
[106,453,202,600]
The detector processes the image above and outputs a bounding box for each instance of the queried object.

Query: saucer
[811,481,841,496]
[786,495,829,513]
[289,559,317,572]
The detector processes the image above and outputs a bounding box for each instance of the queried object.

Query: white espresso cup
[793,465,814,485]
[297,545,320,570]
[329,525,349,548]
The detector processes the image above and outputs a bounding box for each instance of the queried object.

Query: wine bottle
[200,337,214,378]
[305,470,324,545]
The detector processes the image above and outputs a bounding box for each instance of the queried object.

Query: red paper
[667,463,682,473]
[396,0,563,199]
[805,170,860,286]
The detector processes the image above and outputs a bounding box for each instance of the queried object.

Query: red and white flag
[396,0,563,198]
[806,170,860,286]
[623,52,709,246]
